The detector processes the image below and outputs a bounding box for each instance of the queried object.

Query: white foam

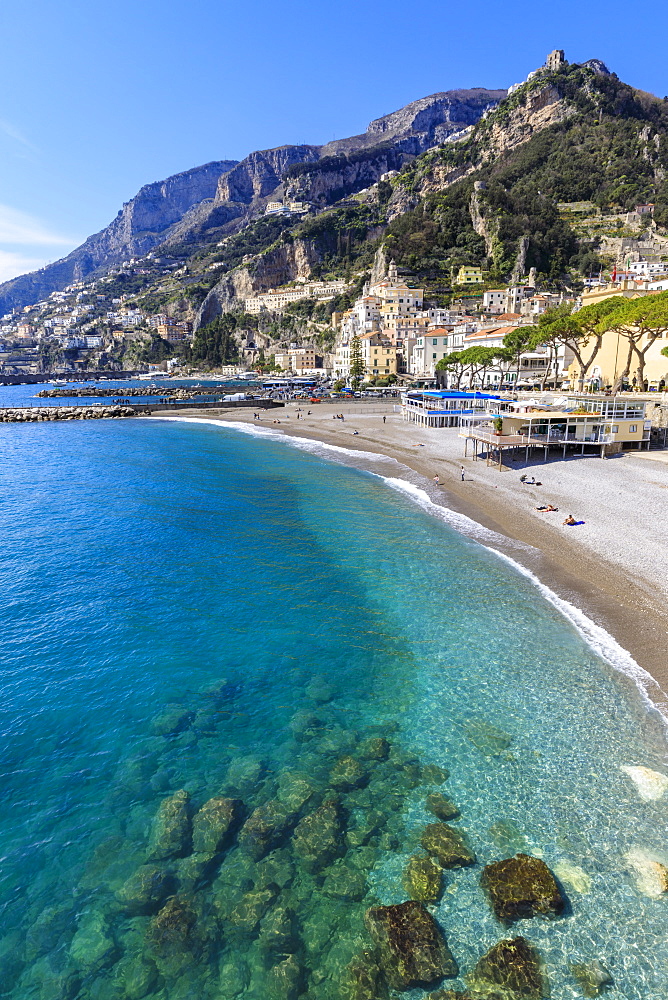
[380,475,668,724]
[154,415,668,728]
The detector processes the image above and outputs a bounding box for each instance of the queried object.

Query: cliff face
[367,88,507,143]
[216,146,321,203]
[198,238,321,327]
[0,88,508,311]
[387,80,574,220]
[0,160,237,313]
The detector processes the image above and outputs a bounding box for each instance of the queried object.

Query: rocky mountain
[0,89,506,313]
[194,57,668,326]
[0,161,239,313]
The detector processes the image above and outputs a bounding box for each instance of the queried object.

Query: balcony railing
[459,427,615,446]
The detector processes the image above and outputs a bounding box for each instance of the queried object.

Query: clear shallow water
[0,417,666,1000]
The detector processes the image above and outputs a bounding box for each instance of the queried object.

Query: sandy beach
[156,401,668,696]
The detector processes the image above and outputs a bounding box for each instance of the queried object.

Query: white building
[410,329,451,376]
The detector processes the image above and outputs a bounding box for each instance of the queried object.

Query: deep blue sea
[0,410,666,1000]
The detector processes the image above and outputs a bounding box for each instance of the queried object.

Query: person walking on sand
[383,415,386,424]
[461,466,465,481]
[433,475,440,486]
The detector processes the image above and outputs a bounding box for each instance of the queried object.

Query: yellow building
[456,266,484,285]
[461,396,651,460]
[359,333,397,377]
[567,329,668,389]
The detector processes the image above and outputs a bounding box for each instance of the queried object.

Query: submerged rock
[25,904,76,961]
[421,823,476,868]
[258,904,298,956]
[265,953,303,1000]
[322,863,368,901]
[488,820,531,855]
[343,949,389,1000]
[625,847,668,897]
[570,959,613,996]
[552,861,592,894]
[421,764,449,784]
[150,705,194,737]
[192,796,240,853]
[292,799,344,873]
[146,789,191,861]
[238,799,293,860]
[620,765,668,801]
[116,864,175,914]
[69,910,117,973]
[426,793,460,821]
[225,754,265,794]
[145,896,204,977]
[360,737,391,761]
[113,954,158,1000]
[176,851,217,892]
[330,755,367,790]
[228,886,278,936]
[480,854,564,923]
[306,675,336,704]
[403,854,443,903]
[365,900,458,989]
[277,770,316,813]
[468,937,544,999]
[463,718,513,756]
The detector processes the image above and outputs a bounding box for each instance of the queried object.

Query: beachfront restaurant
[460,402,651,464]
[401,390,503,427]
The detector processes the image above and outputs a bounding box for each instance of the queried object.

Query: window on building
[629,424,637,433]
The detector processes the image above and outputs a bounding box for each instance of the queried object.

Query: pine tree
[349,334,365,388]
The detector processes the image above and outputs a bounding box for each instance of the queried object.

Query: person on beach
[352,430,359,435]
[433,476,440,485]
[536,504,558,512]
[383,415,386,424]
[563,514,578,525]
[461,466,465,481]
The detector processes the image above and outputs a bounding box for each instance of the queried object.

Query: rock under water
[365,900,458,989]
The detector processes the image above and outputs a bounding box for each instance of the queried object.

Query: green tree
[503,326,535,385]
[349,335,365,388]
[190,314,240,367]
[597,291,668,391]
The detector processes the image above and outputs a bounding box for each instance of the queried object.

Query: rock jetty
[0,405,138,422]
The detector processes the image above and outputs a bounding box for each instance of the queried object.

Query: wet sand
[154,402,668,700]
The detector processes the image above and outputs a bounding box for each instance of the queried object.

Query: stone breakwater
[37,387,204,398]
[0,405,138,422]
[6,671,604,1000]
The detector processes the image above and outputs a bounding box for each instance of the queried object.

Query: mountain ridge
[0,88,506,313]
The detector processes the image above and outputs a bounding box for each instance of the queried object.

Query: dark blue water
[0,416,666,1000]
[0,377,260,408]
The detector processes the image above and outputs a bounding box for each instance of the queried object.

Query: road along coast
[154,401,668,703]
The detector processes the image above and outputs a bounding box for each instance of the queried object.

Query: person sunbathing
[536,504,558,512]
[562,514,578,525]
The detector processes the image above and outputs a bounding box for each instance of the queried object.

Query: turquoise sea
[0,413,667,1000]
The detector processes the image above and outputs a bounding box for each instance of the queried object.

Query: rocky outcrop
[0,160,237,313]
[403,854,443,902]
[480,854,564,923]
[196,236,321,327]
[467,937,544,999]
[421,823,476,868]
[480,84,575,160]
[365,901,458,989]
[217,146,320,203]
[366,88,507,145]
[426,793,460,821]
[146,790,192,862]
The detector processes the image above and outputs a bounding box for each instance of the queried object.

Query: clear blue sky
[0,0,666,282]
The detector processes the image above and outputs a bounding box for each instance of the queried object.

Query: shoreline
[152,403,668,721]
